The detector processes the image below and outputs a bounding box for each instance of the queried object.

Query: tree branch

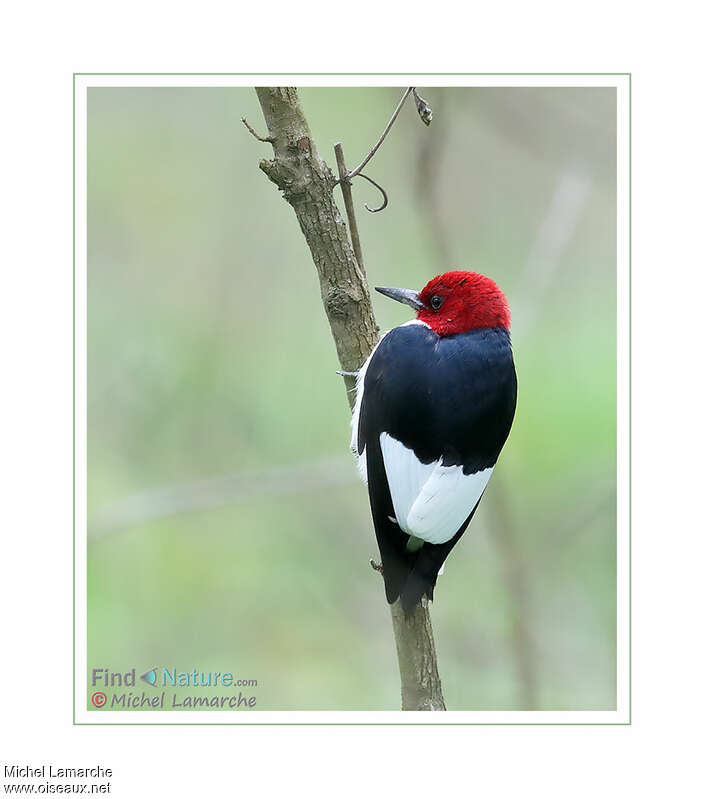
[334,143,366,272]
[241,116,274,143]
[250,86,445,710]
[390,598,445,710]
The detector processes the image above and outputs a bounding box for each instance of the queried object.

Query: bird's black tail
[375,542,447,614]
[372,517,414,605]
[400,549,442,613]
[402,502,482,612]
[373,530,452,614]
[366,437,480,613]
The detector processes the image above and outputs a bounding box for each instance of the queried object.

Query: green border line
[72,73,76,726]
[628,73,632,726]
[75,72,630,76]
[74,73,631,726]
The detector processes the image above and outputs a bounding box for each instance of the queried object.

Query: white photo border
[74,73,630,725]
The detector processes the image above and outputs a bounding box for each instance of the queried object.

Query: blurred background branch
[89,456,356,538]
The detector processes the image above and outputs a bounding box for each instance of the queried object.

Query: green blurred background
[87,86,616,711]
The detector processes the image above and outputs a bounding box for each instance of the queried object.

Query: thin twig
[334,142,366,273]
[241,117,274,143]
[347,87,413,178]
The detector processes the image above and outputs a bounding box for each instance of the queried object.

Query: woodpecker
[351,271,517,613]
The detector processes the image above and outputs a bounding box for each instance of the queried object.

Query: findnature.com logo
[89,667,258,710]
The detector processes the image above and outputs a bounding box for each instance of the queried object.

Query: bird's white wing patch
[379,433,493,545]
[380,433,436,533]
[407,462,493,545]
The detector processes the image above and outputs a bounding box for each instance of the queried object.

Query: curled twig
[340,87,433,214]
[358,172,389,213]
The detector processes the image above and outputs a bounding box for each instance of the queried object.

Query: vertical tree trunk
[390,600,446,710]
[249,86,445,710]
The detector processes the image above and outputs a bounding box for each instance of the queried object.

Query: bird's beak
[375,286,425,310]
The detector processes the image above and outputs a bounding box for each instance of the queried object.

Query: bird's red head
[376,270,511,337]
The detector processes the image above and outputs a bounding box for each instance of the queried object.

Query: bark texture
[390,598,446,710]
[251,86,445,711]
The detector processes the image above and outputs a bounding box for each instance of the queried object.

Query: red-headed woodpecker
[351,271,517,613]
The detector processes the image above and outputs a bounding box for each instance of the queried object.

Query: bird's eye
[430,295,443,310]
